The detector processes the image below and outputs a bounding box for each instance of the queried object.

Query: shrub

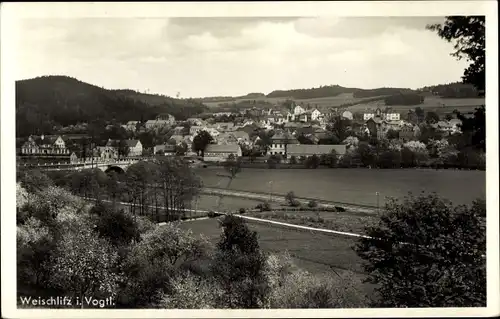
[355,193,486,307]
[208,210,217,218]
[256,202,271,212]
[307,200,318,208]
[238,208,246,215]
[334,206,346,212]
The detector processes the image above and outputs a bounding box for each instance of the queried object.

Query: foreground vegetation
[17,163,486,308]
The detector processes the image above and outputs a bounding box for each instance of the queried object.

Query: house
[203,144,242,162]
[268,131,298,158]
[399,124,420,141]
[156,113,176,124]
[293,105,306,116]
[287,144,347,160]
[125,121,140,132]
[216,132,239,145]
[96,145,118,160]
[311,108,323,121]
[342,110,353,120]
[145,119,171,130]
[214,122,235,132]
[173,126,186,135]
[232,130,250,142]
[169,135,185,145]
[186,118,204,126]
[190,126,204,136]
[20,135,69,155]
[125,139,143,156]
[154,144,176,155]
[364,108,400,121]
[366,117,389,140]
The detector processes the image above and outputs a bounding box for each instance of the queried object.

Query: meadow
[347,96,485,114]
[179,216,375,300]
[196,168,486,207]
[203,92,485,115]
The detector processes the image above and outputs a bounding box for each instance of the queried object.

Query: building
[186,118,204,126]
[154,144,176,155]
[156,113,176,124]
[366,117,388,140]
[214,122,235,132]
[342,110,354,120]
[287,144,347,159]
[125,139,143,156]
[145,119,172,130]
[364,108,400,121]
[311,108,323,121]
[399,124,420,141]
[268,131,298,158]
[20,135,69,155]
[216,132,239,145]
[96,145,118,160]
[189,126,204,136]
[124,121,140,132]
[203,144,242,162]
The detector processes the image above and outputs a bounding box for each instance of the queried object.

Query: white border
[1,1,499,318]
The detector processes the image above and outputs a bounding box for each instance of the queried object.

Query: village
[16,101,466,166]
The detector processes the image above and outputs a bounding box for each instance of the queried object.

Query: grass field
[179,216,375,300]
[203,92,485,115]
[196,168,486,207]
[248,210,379,234]
[203,93,388,110]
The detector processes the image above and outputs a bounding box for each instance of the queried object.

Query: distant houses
[287,144,346,159]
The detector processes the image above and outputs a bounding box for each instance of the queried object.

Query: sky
[14,16,470,98]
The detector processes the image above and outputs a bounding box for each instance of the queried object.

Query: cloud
[14,16,468,97]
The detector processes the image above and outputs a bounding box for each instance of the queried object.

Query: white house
[268,131,298,158]
[156,113,176,125]
[203,144,242,162]
[294,105,306,115]
[311,108,322,121]
[342,110,353,120]
[125,139,143,157]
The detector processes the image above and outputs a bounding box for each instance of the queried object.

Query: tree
[327,115,351,141]
[191,130,213,157]
[18,169,54,194]
[90,203,141,247]
[425,111,440,124]
[117,139,130,158]
[386,129,400,140]
[355,193,486,307]
[304,154,320,169]
[427,17,485,91]
[414,107,425,123]
[49,226,122,306]
[456,106,485,151]
[212,215,270,308]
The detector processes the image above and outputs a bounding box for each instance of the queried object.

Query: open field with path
[179,216,375,299]
[196,168,486,207]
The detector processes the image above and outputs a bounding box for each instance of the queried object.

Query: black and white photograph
[1,1,498,318]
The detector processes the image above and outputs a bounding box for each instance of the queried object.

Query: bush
[207,211,217,218]
[334,206,346,212]
[355,193,486,307]
[238,208,246,215]
[307,200,318,208]
[256,202,271,212]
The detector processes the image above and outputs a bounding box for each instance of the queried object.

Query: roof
[271,131,297,143]
[287,144,347,156]
[125,139,140,147]
[205,144,241,153]
[232,131,250,139]
[169,135,184,143]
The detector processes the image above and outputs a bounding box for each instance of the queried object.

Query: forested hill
[418,82,481,98]
[15,76,208,137]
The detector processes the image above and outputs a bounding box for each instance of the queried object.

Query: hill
[266,85,414,99]
[15,76,208,137]
[418,82,481,98]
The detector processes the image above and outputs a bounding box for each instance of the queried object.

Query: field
[179,216,375,301]
[196,168,486,207]
[203,92,485,115]
[203,93,388,110]
[347,96,485,114]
